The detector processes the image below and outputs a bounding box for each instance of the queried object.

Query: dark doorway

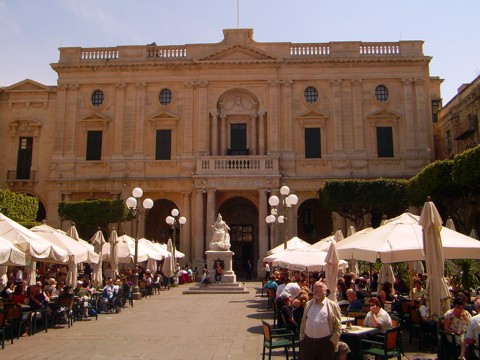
[297,198,333,243]
[16,137,33,179]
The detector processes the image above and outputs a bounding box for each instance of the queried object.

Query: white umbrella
[266,236,311,257]
[102,233,149,264]
[0,265,8,286]
[90,229,105,288]
[30,223,99,264]
[160,243,185,258]
[419,200,450,318]
[65,259,78,287]
[333,229,344,242]
[162,238,174,279]
[66,223,81,241]
[26,260,37,285]
[336,213,480,263]
[470,228,479,240]
[445,217,456,231]
[0,234,27,266]
[325,241,339,301]
[138,238,168,261]
[378,263,395,290]
[347,225,356,237]
[0,213,68,263]
[311,234,335,252]
[108,229,119,278]
[267,247,348,272]
[146,258,157,273]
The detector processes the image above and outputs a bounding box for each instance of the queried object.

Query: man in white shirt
[461,299,480,359]
[299,281,342,360]
[264,263,270,279]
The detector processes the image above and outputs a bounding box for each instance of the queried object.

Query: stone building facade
[0,29,440,276]
[434,75,480,160]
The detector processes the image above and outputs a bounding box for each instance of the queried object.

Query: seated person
[44,278,59,299]
[346,288,363,312]
[101,278,116,301]
[0,280,15,300]
[12,284,26,305]
[278,292,298,332]
[413,279,426,300]
[335,342,351,360]
[444,296,472,345]
[201,271,212,287]
[461,299,480,360]
[364,297,392,330]
[264,275,278,292]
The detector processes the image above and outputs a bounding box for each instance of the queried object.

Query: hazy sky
[1,0,478,103]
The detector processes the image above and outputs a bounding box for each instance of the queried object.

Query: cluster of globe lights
[265,185,299,225]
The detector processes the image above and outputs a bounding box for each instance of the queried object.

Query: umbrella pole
[408,262,414,299]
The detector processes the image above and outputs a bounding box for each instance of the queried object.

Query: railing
[146,47,187,59]
[6,170,36,181]
[359,43,400,55]
[290,45,330,56]
[196,156,278,175]
[81,49,119,60]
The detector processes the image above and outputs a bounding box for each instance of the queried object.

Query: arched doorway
[218,196,258,279]
[145,199,179,244]
[297,198,332,243]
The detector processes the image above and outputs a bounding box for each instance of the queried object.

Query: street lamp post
[165,208,187,283]
[126,187,153,300]
[265,185,298,249]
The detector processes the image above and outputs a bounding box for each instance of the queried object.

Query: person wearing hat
[279,291,298,333]
[44,278,59,299]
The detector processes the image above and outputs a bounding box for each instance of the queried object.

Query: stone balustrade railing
[58,40,422,63]
[196,156,278,175]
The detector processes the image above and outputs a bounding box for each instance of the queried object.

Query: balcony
[195,156,278,176]
[6,170,37,188]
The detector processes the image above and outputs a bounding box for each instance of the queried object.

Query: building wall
[435,75,480,160]
[0,29,438,273]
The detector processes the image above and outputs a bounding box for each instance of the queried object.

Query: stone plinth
[206,250,236,283]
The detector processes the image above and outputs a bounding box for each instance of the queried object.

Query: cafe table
[340,316,355,324]
[340,324,378,360]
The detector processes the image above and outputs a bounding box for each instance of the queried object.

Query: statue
[209,213,231,251]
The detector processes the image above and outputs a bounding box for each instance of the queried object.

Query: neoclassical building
[0,29,440,276]
[434,74,480,160]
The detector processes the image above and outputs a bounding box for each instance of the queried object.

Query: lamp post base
[131,286,142,300]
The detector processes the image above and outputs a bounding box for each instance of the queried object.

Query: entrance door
[16,137,33,179]
[230,224,253,278]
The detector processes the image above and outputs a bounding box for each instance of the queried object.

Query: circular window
[91,90,104,107]
[375,85,389,102]
[304,86,318,104]
[159,88,173,106]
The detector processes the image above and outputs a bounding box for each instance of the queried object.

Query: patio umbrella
[445,217,456,231]
[162,238,174,287]
[0,265,7,286]
[311,234,335,252]
[345,226,359,276]
[0,213,68,263]
[160,243,185,258]
[470,228,479,240]
[333,229,344,242]
[108,229,119,277]
[347,225,356,237]
[65,259,77,287]
[26,260,37,285]
[267,247,348,272]
[0,235,27,266]
[325,241,339,301]
[378,263,395,294]
[146,258,157,273]
[266,236,310,256]
[336,213,480,263]
[418,199,450,318]
[90,229,105,289]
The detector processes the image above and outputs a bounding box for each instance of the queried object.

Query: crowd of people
[263,265,480,360]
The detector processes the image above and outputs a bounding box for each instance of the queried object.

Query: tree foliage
[0,188,38,226]
[319,179,407,228]
[58,199,131,233]
[452,144,480,190]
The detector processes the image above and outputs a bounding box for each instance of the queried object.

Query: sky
[0,0,478,104]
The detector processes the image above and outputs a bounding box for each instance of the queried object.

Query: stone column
[258,111,266,155]
[206,190,217,248]
[210,111,219,155]
[65,84,79,155]
[352,79,364,151]
[267,80,280,153]
[181,192,192,263]
[193,190,205,269]
[331,79,343,151]
[135,82,147,154]
[183,81,194,154]
[114,83,126,156]
[402,78,416,150]
[249,113,257,155]
[258,190,269,259]
[220,114,226,155]
[414,78,429,149]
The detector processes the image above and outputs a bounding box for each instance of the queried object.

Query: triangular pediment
[367,109,400,119]
[150,111,179,121]
[6,79,52,92]
[81,113,111,122]
[199,44,277,62]
[297,110,328,119]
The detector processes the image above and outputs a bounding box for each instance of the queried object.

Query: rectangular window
[16,137,33,179]
[156,129,171,160]
[86,131,102,161]
[305,127,321,158]
[376,127,394,158]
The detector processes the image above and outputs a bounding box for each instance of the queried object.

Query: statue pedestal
[206,250,236,283]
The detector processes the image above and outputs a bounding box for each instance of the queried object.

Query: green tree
[0,188,38,226]
[58,199,131,238]
[319,179,407,229]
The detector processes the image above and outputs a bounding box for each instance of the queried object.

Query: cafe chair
[139,281,149,298]
[6,305,31,340]
[261,320,296,360]
[267,288,276,311]
[52,296,75,328]
[261,279,267,297]
[0,310,9,349]
[360,326,402,360]
[437,316,461,360]
[354,315,365,326]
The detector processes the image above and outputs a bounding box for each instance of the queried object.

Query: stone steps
[182,282,250,295]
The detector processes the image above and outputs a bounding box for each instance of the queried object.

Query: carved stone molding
[9,118,42,138]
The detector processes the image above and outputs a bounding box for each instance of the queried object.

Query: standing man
[299,281,342,360]
[264,262,270,280]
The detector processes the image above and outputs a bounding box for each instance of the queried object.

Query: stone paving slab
[0,281,439,359]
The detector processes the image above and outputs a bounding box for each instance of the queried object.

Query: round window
[375,85,389,102]
[91,90,104,107]
[304,86,318,104]
[159,88,173,106]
